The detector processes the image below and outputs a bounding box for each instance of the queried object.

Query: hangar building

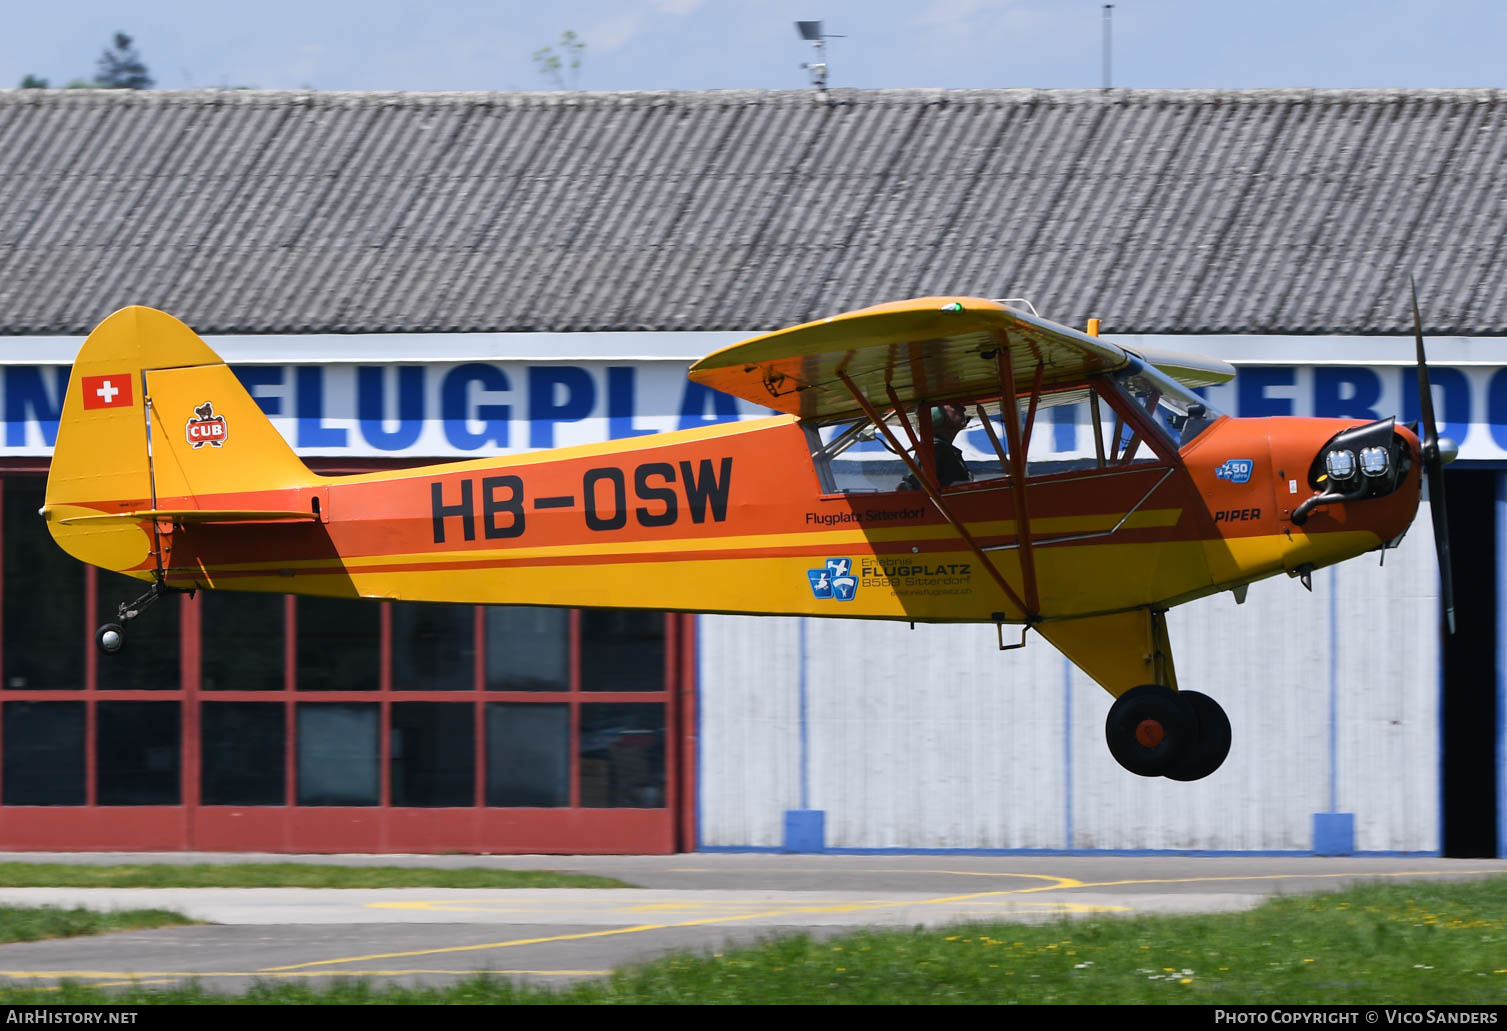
[0,87,1501,856]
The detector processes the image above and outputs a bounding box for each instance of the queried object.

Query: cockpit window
[804,359,1224,495]
[1106,357,1224,449]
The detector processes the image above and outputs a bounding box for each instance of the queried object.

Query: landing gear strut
[94,579,193,656]
[1104,685,1230,780]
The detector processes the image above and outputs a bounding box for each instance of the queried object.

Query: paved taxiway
[0,852,1501,994]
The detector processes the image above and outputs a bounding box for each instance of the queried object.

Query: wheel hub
[1134,719,1165,748]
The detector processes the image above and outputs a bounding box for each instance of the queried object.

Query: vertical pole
[181,592,201,848]
[1102,5,1114,92]
[284,595,296,814]
[1497,472,1506,858]
[474,606,486,810]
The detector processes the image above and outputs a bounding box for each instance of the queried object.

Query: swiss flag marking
[82,374,134,410]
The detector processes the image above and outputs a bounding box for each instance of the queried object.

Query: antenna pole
[1102,4,1113,92]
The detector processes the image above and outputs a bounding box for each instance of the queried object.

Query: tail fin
[43,306,317,577]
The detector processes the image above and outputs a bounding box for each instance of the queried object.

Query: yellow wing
[689,296,1232,422]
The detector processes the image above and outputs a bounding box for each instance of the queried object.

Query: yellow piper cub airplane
[42,295,1455,781]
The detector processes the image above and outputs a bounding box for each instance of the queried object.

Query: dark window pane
[202,593,284,691]
[580,610,664,692]
[392,604,474,691]
[296,596,378,691]
[391,702,473,806]
[580,703,665,808]
[202,703,285,805]
[297,703,377,805]
[96,571,180,691]
[4,477,83,690]
[3,702,84,805]
[486,703,568,807]
[485,607,568,691]
[97,702,180,805]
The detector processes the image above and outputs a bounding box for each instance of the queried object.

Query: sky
[6,1,1507,93]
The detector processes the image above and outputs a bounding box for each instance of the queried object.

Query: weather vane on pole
[795,21,844,91]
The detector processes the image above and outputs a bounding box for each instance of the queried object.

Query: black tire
[1105,684,1194,777]
[1163,691,1232,782]
[95,623,125,655]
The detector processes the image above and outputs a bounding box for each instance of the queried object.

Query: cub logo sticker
[808,557,858,602]
[1216,458,1254,484]
[186,401,228,449]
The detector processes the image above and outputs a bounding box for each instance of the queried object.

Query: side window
[807,381,1173,497]
[807,410,1011,495]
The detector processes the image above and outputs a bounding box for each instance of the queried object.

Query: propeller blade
[1428,462,1456,635]
[1411,274,1438,457]
[1411,275,1455,635]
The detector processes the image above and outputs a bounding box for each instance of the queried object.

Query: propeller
[1411,275,1456,635]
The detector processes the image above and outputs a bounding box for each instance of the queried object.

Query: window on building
[3,478,83,691]
[392,603,474,691]
[297,596,379,691]
[485,607,568,691]
[97,701,180,805]
[581,611,664,692]
[580,702,666,808]
[202,702,285,805]
[2,701,84,805]
[297,703,378,805]
[486,703,569,807]
[390,702,474,806]
[202,594,284,691]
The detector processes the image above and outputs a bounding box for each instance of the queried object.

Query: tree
[532,30,585,89]
[19,74,49,88]
[95,32,153,89]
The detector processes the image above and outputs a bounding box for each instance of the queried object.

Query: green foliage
[532,30,585,89]
[18,75,48,89]
[95,32,153,89]
[0,862,630,890]
[0,906,190,944]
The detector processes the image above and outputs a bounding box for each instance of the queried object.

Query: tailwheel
[95,578,192,657]
[1162,691,1232,782]
[1104,684,1194,777]
[95,623,126,655]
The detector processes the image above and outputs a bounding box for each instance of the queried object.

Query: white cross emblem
[96,380,119,405]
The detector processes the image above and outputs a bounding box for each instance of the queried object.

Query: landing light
[1358,446,1390,477]
[1324,449,1356,480]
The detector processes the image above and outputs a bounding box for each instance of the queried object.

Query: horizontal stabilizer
[45,508,320,527]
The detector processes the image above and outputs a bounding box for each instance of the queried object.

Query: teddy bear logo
[185,401,228,449]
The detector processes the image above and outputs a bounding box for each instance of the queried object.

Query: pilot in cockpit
[898,402,972,490]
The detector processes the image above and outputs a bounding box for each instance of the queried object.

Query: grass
[0,875,1504,1004]
[0,862,632,890]
[0,906,193,944]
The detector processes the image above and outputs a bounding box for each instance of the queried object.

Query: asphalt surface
[0,852,1501,996]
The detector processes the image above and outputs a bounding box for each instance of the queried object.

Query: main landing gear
[1104,685,1231,780]
[95,579,192,656]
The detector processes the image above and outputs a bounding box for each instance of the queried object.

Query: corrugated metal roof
[1,87,1504,337]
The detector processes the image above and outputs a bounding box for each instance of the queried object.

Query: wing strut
[994,342,1041,615]
[835,369,1036,622]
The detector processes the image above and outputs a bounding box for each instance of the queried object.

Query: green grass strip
[0,906,193,945]
[0,862,630,890]
[0,874,1503,1004]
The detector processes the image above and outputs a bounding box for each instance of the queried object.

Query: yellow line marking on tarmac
[273,882,1111,972]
